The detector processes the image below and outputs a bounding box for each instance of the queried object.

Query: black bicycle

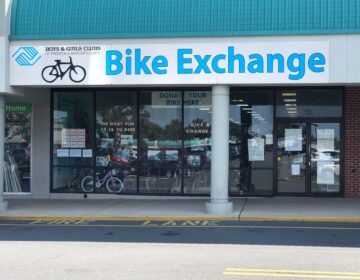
[42,56,86,83]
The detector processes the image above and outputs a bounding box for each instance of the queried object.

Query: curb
[238,216,360,223]
[0,215,238,221]
[1,215,360,222]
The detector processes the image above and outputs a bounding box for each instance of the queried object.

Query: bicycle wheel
[41,66,58,83]
[106,177,124,193]
[191,170,207,192]
[81,175,94,192]
[67,174,79,191]
[69,65,86,83]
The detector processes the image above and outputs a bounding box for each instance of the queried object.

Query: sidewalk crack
[238,198,248,221]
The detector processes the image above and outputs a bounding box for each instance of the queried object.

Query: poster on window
[317,129,335,151]
[151,91,211,108]
[61,128,86,148]
[317,161,335,185]
[285,129,303,151]
[291,164,301,175]
[69,149,82,158]
[248,137,264,161]
[151,91,181,108]
[82,149,93,158]
[56,149,69,157]
[4,102,32,193]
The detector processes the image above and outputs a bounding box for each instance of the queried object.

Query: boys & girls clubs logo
[12,46,86,83]
[12,46,41,66]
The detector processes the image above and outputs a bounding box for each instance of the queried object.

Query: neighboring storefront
[4,102,31,193]
[1,0,360,214]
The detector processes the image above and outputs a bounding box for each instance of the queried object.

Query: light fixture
[282,92,297,96]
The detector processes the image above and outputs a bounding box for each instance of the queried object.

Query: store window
[95,91,137,193]
[229,90,274,195]
[4,102,32,193]
[139,91,182,194]
[183,91,212,194]
[51,89,212,195]
[52,92,94,192]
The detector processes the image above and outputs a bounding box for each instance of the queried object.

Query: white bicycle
[81,168,124,193]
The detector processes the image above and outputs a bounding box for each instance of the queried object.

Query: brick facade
[344,87,360,197]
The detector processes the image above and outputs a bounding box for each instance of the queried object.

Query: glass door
[277,121,341,195]
[277,122,307,193]
[310,123,341,194]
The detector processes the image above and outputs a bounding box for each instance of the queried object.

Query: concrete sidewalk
[1,197,360,222]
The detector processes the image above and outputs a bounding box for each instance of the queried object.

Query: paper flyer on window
[317,129,335,151]
[57,149,69,157]
[248,137,264,161]
[291,164,300,175]
[317,161,335,185]
[285,129,302,151]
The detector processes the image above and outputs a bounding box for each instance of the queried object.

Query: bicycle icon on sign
[41,56,86,83]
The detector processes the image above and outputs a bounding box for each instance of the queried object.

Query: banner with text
[10,41,329,86]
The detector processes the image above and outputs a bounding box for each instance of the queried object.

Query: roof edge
[9,29,360,41]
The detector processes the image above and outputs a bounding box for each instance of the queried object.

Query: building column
[0,94,8,212]
[206,85,233,214]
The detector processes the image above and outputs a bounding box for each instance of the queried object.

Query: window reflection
[53,167,93,193]
[277,123,307,193]
[53,92,94,167]
[311,123,341,193]
[229,90,274,195]
[184,91,212,194]
[229,169,273,195]
[4,102,32,193]
[139,91,182,193]
[95,92,137,193]
[52,89,213,195]
[230,91,273,169]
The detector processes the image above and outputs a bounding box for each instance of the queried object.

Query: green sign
[5,102,32,113]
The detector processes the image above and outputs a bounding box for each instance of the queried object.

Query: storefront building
[1,0,360,213]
